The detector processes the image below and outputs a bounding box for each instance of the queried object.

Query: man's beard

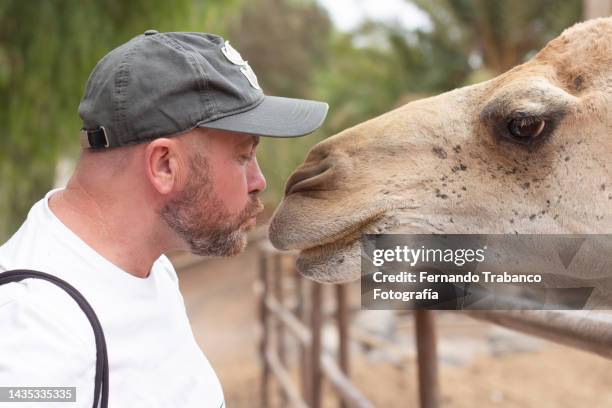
[160,152,263,257]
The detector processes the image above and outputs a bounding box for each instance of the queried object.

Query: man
[0,30,327,407]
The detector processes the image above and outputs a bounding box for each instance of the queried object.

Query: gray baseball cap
[78,30,329,149]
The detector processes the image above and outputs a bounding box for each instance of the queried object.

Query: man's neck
[48,180,167,279]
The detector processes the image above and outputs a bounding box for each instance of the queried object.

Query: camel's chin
[295,240,361,283]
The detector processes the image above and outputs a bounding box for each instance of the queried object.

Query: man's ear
[144,138,186,195]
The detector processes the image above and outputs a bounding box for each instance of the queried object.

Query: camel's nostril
[285,162,333,196]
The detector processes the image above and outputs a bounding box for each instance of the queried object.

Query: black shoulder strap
[0,269,109,408]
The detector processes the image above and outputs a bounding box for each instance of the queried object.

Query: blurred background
[2,1,612,407]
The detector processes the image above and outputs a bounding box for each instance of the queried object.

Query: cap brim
[197,95,328,137]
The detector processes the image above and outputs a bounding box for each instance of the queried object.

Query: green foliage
[311,24,472,138]
[411,0,583,74]
[313,32,411,135]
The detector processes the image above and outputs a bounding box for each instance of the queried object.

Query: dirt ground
[170,241,612,408]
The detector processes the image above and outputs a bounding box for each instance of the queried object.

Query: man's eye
[239,154,253,164]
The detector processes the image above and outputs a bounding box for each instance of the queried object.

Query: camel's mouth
[300,212,386,253]
[294,213,397,283]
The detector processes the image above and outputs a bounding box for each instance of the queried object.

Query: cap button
[144,29,159,36]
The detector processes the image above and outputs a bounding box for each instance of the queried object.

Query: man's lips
[242,209,263,228]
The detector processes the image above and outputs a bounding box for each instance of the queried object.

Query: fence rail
[469,310,612,359]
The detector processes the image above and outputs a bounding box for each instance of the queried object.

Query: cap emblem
[221,41,262,91]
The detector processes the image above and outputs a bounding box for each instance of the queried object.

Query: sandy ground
[170,242,612,408]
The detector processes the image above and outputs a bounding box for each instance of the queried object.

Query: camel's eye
[507,117,546,143]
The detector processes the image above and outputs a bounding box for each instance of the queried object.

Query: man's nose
[248,157,267,194]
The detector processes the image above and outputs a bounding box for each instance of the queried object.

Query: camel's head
[269,18,612,283]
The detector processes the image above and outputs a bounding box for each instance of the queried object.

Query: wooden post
[259,253,270,408]
[414,310,439,408]
[294,268,310,402]
[274,254,287,406]
[310,283,323,408]
[336,284,349,408]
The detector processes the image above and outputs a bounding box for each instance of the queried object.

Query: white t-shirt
[0,188,225,408]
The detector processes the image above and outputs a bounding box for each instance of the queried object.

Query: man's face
[160,129,266,256]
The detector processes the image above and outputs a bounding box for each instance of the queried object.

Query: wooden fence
[256,241,612,408]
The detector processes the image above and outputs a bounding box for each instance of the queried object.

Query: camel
[268,17,612,307]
